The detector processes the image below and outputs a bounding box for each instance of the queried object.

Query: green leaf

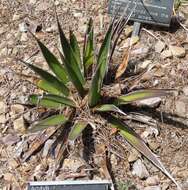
[94,104,127,116]
[70,30,82,72]
[29,94,76,108]
[28,114,68,133]
[35,36,68,84]
[83,18,94,72]
[37,80,61,95]
[116,89,172,105]
[108,116,181,190]
[21,60,69,96]
[59,51,86,97]
[57,18,85,86]
[29,94,65,109]
[68,121,88,141]
[88,24,113,107]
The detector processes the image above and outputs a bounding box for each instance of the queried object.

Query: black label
[108,0,174,26]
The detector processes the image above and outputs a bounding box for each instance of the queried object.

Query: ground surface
[0,0,188,190]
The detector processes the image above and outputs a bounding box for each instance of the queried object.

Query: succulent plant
[20,15,181,189]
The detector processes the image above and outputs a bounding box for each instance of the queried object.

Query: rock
[46,24,57,33]
[29,0,37,4]
[8,158,20,169]
[132,159,149,179]
[62,157,85,173]
[138,60,152,70]
[148,140,160,151]
[131,47,149,56]
[145,176,160,186]
[12,14,20,21]
[19,22,28,32]
[42,139,55,158]
[36,2,51,11]
[182,86,188,96]
[11,104,24,117]
[155,41,165,53]
[137,97,161,108]
[161,50,172,59]
[121,36,139,49]
[144,186,161,190]
[3,173,14,182]
[20,33,28,42]
[0,100,6,114]
[13,117,26,133]
[175,96,188,118]
[0,114,6,124]
[110,154,118,165]
[2,134,21,146]
[73,11,83,18]
[128,149,140,162]
[170,45,186,58]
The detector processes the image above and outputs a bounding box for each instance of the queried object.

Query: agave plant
[20,15,181,189]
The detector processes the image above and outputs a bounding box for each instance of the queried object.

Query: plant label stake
[28,180,112,190]
[108,0,174,36]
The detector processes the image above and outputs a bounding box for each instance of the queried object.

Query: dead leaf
[115,47,130,79]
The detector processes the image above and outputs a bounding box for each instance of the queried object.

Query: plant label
[108,0,174,26]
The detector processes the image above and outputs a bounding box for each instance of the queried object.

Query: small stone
[20,33,28,42]
[132,159,149,179]
[19,22,28,32]
[36,2,51,11]
[138,60,152,70]
[137,97,162,108]
[145,176,160,186]
[29,0,37,4]
[0,100,6,114]
[161,50,172,59]
[12,14,20,21]
[155,41,165,53]
[3,173,14,182]
[175,96,188,118]
[144,186,161,190]
[0,114,6,123]
[148,141,160,151]
[73,11,83,18]
[13,117,26,133]
[170,45,186,58]
[8,158,20,169]
[11,104,24,117]
[110,154,118,165]
[46,24,57,33]
[2,134,21,146]
[63,158,85,173]
[182,86,188,96]
[128,149,140,162]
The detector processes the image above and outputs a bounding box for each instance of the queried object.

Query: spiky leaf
[59,51,86,97]
[37,80,61,95]
[94,104,127,116]
[29,94,76,108]
[21,60,69,96]
[57,18,85,87]
[29,95,64,109]
[83,18,94,72]
[117,89,172,105]
[70,30,82,71]
[28,114,68,133]
[35,36,68,83]
[108,116,181,190]
[88,24,113,107]
[68,121,88,141]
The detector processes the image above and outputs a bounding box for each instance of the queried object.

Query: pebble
[128,149,140,162]
[12,14,20,21]
[182,86,188,96]
[13,116,26,133]
[155,41,165,53]
[137,97,162,108]
[145,175,160,186]
[46,24,57,33]
[20,33,28,42]
[2,134,21,146]
[3,173,14,182]
[161,50,172,59]
[132,159,149,179]
[138,60,152,70]
[19,22,28,32]
[175,96,188,118]
[0,100,6,114]
[170,45,186,58]
[144,186,161,190]
[10,104,24,117]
